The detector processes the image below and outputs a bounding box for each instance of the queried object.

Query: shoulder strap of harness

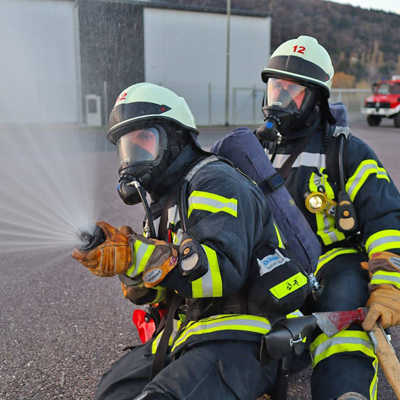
[184,155,220,183]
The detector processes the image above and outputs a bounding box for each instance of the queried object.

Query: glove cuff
[367,251,400,274]
[370,270,400,291]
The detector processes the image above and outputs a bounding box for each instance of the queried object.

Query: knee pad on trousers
[336,392,367,400]
[132,391,166,400]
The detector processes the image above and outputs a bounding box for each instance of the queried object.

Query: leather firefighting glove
[72,221,132,277]
[124,233,179,288]
[360,251,400,330]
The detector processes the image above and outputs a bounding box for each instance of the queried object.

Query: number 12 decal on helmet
[259,35,334,139]
[293,45,306,54]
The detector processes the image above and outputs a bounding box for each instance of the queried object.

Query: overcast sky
[327,0,400,14]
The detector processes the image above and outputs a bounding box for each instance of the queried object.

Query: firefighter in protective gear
[256,35,400,399]
[72,82,309,399]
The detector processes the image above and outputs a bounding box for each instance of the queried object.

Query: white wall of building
[144,8,270,125]
[0,0,80,124]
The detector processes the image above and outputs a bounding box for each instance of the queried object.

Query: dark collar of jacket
[274,117,326,155]
[150,144,208,205]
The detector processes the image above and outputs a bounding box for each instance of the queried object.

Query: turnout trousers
[309,250,378,400]
[95,339,278,400]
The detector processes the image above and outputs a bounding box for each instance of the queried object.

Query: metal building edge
[86,0,270,18]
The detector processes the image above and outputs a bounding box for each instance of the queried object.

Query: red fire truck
[362,75,400,128]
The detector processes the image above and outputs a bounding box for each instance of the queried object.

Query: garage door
[144,8,270,125]
[0,0,80,124]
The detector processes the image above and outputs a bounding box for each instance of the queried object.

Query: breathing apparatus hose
[338,134,346,191]
[129,180,156,238]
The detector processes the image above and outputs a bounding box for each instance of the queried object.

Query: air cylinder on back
[211,127,321,274]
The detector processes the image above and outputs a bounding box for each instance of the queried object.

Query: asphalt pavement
[1,115,400,399]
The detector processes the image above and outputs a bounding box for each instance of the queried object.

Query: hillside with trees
[163,0,400,87]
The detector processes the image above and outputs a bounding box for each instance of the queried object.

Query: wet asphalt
[1,117,400,400]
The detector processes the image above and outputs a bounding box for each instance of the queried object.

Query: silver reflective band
[188,191,238,218]
[272,152,326,169]
[367,234,400,254]
[171,315,272,352]
[371,273,400,286]
[311,336,373,361]
[336,393,368,400]
[189,196,236,211]
[347,162,386,197]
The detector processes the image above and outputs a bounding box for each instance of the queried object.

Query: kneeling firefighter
[72,82,311,399]
[256,35,400,399]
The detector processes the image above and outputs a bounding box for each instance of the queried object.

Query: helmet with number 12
[261,35,335,137]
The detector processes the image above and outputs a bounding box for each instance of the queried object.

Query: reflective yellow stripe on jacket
[191,245,223,298]
[126,240,155,277]
[365,229,400,256]
[309,170,345,246]
[371,270,400,289]
[310,330,378,399]
[151,314,271,355]
[188,190,238,218]
[274,223,285,249]
[170,314,271,353]
[151,311,306,355]
[345,159,390,202]
[151,320,182,354]
[315,247,358,276]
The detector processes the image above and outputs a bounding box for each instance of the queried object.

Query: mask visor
[267,78,312,113]
[117,127,160,168]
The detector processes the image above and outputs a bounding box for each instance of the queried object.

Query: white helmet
[108,82,198,144]
[262,35,334,97]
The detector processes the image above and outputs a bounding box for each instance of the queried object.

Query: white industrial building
[0,0,271,126]
[0,0,81,125]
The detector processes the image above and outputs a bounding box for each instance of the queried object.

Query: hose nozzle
[78,225,106,251]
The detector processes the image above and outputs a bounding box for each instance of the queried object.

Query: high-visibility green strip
[315,212,345,245]
[151,330,163,354]
[269,272,308,300]
[171,314,271,353]
[315,248,358,276]
[274,223,285,249]
[191,273,203,298]
[365,229,400,256]
[370,357,378,400]
[191,245,222,298]
[309,171,345,246]
[287,309,304,318]
[188,190,238,218]
[346,160,390,202]
[126,240,155,277]
[151,321,182,354]
[310,330,376,368]
[377,168,389,181]
[371,270,400,289]
[206,245,223,297]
